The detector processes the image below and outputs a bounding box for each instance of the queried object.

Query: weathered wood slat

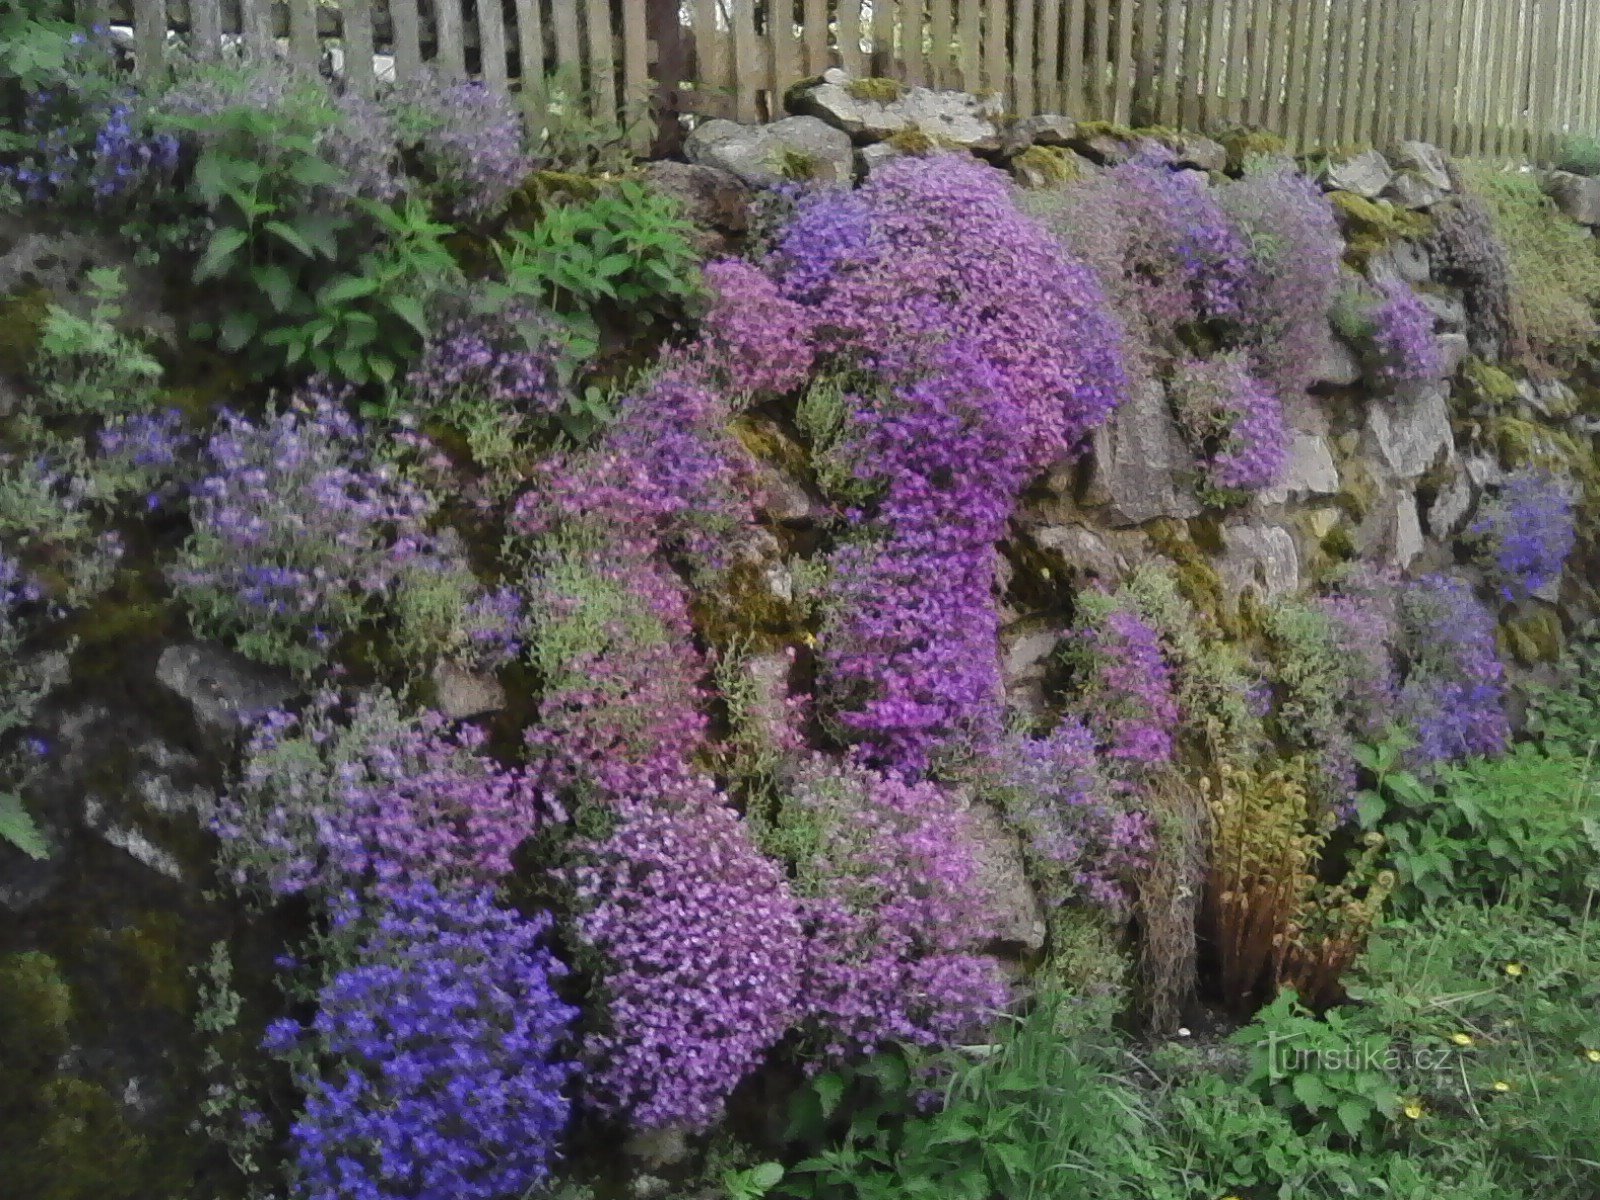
[1013,0,1036,114]
[621,0,649,147]
[839,0,865,77]
[1037,0,1062,113]
[1112,0,1135,123]
[188,0,221,61]
[435,0,469,76]
[550,0,582,89]
[393,0,424,80]
[804,0,831,76]
[475,0,509,90]
[983,0,1007,95]
[873,0,895,76]
[1092,0,1114,118]
[902,0,926,87]
[732,0,760,121]
[133,0,165,78]
[1068,0,1093,118]
[341,0,376,93]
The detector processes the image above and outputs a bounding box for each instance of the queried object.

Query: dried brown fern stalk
[1136,765,1208,1033]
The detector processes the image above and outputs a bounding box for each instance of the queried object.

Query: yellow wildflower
[1492,1080,1513,1092]
[1504,962,1525,977]
[1584,1048,1600,1064]
[1403,1100,1426,1120]
[1450,1032,1475,1047]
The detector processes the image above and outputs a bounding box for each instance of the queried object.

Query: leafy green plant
[1356,735,1600,914]
[1526,622,1600,759]
[1554,134,1600,177]
[782,995,1158,1200]
[0,789,47,860]
[723,1162,785,1200]
[1231,988,1402,1147]
[161,99,459,384]
[31,267,162,421]
[523,66,649,174]
[491,179,701,364]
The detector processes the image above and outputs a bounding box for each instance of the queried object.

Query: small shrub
[214,688,550,906]
[384,69,532,221]
[1167,352,1290,498]
[30,267,162,421]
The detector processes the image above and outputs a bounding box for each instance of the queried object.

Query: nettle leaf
[195,226,248,282]
[0,792,48,861]
[218,310,259,353]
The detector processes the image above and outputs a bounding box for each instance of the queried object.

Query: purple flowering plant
[384,69,533,221]
[1396,574,1510,768]
[264,884,577,1200]
[1334,278,1444,390]
[1467,468,1576,602]
[214,688,551,906]
[1065,595,1183,772]
[1168,353,1290,498]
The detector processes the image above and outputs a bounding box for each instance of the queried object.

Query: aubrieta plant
[264,884,578,1200]
[383,69,533,222]
[214,688,550,906]
[571,775,806,1132]
[1334,278,1444,389]
[1467,468,1576,602]
[172,388,510,675]
[1066,594,1183,771]
[1168,352,1290,497]
[1395,574,1510,768]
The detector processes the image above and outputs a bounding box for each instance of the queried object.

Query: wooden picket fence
[92,0,1600,162]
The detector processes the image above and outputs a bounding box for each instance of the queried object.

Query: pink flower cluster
[1076,605,1182,769]
[1168,353,1290,494]
[700,258,816,397]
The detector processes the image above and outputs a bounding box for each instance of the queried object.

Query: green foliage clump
[1456,161,1600,370]
[1553,133,1600,177]
[884,127,938,156]
[1011,144,1081,187]
[1526,622,1600,757]
[1354,736,1600,915]
[1218,125,1291,174]
[491,178,702,363]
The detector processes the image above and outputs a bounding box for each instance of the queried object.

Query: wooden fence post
[648,0,688,157]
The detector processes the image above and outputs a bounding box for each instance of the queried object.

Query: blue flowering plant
[263,884,578,1200]
[1467,468,1576,603]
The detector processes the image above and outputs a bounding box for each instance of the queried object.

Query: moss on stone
[1461,356,1522,410]
[691,558,804,653]
[1329,191,1433,268]
[1500,609,1564,665]
[1146,518,1234,636]
[0,951,72,1071]
[101,911,194,1016]
[0,287,50,378]
[1011,144,1082,186]
[772,146,829,182]
[847,76,905,104]
[731,415,810,478]
[1333,453,1381,522]
[886,126,938,156]
[1220,127,1290,174]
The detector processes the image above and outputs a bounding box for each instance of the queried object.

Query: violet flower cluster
[700,258,817,398]
[766,156,1127,771]
[994,722,1154,912]
[1220,163,1346,402]
[1073,602,1183,770]
[571,776,805,1131]
[173,389,512,674]
[779,756,1007,1064]
[1468,468,1577,602]
[264,884,577,1200]
[1367,278,1444,388]
[384,70,533,220]
[404,302,563,419]
[214,689,550,905]
[1396,574,1510,767]
[1168,353,1290,494]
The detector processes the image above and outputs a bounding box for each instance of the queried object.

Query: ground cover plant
[2,12,1600,1200]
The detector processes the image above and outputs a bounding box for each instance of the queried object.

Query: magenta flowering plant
[766,755,1007,1064]
[989,722,1154,912]
[1168,353,1290,497]
[264,884,577,1200]
[699,258,817,398]
[1220,162,1346,403]
[1334,278,1443,390]
[214,688,552,906]
[570,774,805,1132]
[1066,596,1183,771]
[1467,468,1577,602]
[762,156,1128,772]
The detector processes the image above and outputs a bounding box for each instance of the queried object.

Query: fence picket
[1069,0,1093,117]
[840,0,865,77]
[1113,0,1136,121]
[621,0,649,143]
[393,0,424,81]
[474,0,508,89]
[731,0,760,119]
[875,0,896,76]
[188,0,221,61]
[904,0,926,86]
[341,0,376,93]
[804,0,831,75]
[435,0,468,76]
[1038,0,1063,112]
[133,0,164,78]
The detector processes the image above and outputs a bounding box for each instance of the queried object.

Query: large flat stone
[685,116,854,186]
[1083,379,1202,526]
[787,68,1004,151]
[1543,170,1600,226]
[1364,385,1456,480]
[1261,433,1340,504]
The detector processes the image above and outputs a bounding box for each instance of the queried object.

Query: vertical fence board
[1279,0,1309,147]
[956,0,979,88]
[189,0,221,61]
[341,0,376,93]
[730,0,760,119]
[584,0,618,116]
[1134,0,1160,120]
[1092,0,1113,119]
[1393,0,1418,150]
[1038,0,1062,113]
[1493,0,1522,158]
[984,0,1009,97]
[1111,0,1134,122]
[873,0,894,75]
[1266,0,1296,134]
[769,0,799,100]
[1439,0,1468,155]
[238,0,271,57]
[551,0,583,89]
[1224,0,1250,125]
[1012,0,1034,113]
[1179,0,1205,130]
[284,0,317,68]
[1202,0,1227,130]
[1578,0,1594,139]
[1245,0,1273,126]
[133,0,164,78]
[1069,0,1093,116]
[392,0,424,81]
[1466,0,1490,155]
[621,0,649,146]
[803,0,830,74]
[904,0,927,87]
[840,0,865,76]
[1299,0,1329,149]
[928,0,954,86]
[1327,0,1358,147]
[474,0,508,89]
[435,0,469,76]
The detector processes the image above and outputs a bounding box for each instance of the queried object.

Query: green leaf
[750,1162,784,1190]
[1290,1072,1334,1113]
[251,263,295,313]
[217,310,258,353]
[262,219,315,259]
[321,275,379,306]
[194,226,249,282]
[288,155,345,190]
[0,792,48,861]
[384,294,429,340]
[813,1072,845,1119]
